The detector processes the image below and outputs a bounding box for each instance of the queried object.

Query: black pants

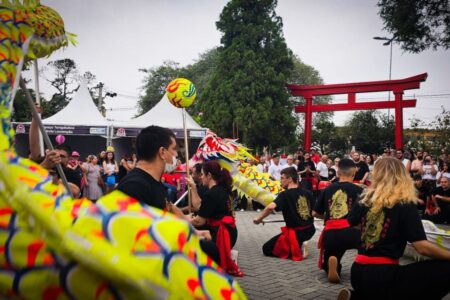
[262,226,315,257]
[200,240,220,265]
[210,225,238,248]
[322,227,360,274]
[423,204,450,224]
[350,260,450,300]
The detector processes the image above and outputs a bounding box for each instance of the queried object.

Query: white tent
[111,93,205,138]
[42,82,108,128]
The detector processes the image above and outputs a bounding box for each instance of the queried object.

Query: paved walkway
[233,211,450,300]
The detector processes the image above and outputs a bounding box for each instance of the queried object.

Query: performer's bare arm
[312,210,324,219]
[360,172,369,184]
[253,202,277,225]
[185,176,202,211]
[412,240,450,260]
[435,194,450,203]
[191,215,207,227]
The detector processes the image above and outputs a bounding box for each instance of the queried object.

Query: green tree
[138,61,186,115]
[42,58,79,117]
[200,0,295,148]
[344,110,384,154]
[377,0,450,52]
[429,106,450,153]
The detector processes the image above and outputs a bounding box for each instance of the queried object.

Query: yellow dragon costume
[0,1,246,299]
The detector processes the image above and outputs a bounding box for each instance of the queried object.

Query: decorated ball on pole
[166,78,197,108]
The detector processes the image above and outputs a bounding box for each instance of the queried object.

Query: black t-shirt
[314,181,363,221]
[298,160,316,179]
[348,202,426,258]
[197,184,208,200]
[328,168,337,181]
[354,161,369,181]
[432,186,450,209]
[63,167,82,188]
[116,168,167,210]
[415,184,430,211]
[198,185,233,220]
[273,187,314,228]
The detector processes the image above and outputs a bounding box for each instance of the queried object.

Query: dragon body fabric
[191,130,283,207]
[0,1,245,299]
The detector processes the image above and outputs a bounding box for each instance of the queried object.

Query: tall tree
[42,58,79,117]
[378,0,450,52]
[199,0,295,148]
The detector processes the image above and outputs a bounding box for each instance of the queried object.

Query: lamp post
[373,36,394,122]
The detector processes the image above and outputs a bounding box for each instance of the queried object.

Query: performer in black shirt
[254,167,315,261]
[189,161,243,277]
[116,126,219,263]
[336,157,450,300]
[298,152,316,191]
[313,158,363,283]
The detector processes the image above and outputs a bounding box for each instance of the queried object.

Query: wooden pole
[182,108,191,213]
[19,78,71,193]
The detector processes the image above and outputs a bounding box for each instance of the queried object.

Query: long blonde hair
[360,157,417,213]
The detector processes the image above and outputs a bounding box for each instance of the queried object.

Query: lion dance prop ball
[166,78,197,108]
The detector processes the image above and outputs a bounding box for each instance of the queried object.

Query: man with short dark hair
[313,158,363,283]
[426,177,450,224]
[352,152,369,185]
[253,167,316,261]
[413,174,430,216]
[116,126,219,261]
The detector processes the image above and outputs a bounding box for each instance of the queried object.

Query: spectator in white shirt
[268,154,283,181]
[282,155,297,170]
[316,154,329,181]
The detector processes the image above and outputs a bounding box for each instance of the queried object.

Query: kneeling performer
[313,158,363,283]
[253,167,315,261]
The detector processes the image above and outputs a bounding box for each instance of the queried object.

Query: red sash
[317,219,350,269]
[272,225,311,261]
[208,216,243,276]
[354,254,399,265]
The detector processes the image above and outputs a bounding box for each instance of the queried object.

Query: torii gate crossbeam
[287,73,427,151]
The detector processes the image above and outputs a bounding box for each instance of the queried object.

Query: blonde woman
[338,157,450,300]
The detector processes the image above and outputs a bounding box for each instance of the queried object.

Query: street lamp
[373,36,394,122]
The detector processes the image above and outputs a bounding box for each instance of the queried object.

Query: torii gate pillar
[288,73,427,151]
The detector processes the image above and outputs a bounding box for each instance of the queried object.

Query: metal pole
[19,78,72,194]
[33,59,44,157]
[97,82,103,113]
[182,108,191,214]
[387,41,393,123]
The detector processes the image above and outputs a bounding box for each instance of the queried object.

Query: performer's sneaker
[302,241,309,258]
[328,256,341,283]
[336,288,351,300]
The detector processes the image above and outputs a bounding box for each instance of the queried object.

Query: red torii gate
[287,73,428,151]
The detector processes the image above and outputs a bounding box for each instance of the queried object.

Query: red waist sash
[208,216,243,276]
[317,219,350,269]
[354,255,399,265]
[273,225,311,261]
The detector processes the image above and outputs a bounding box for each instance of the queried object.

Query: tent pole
[182,108,191,214]
[19,78,72,194]
[33,59,44,157]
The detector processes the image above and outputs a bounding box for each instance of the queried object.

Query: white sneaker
[231,250,239,264]
[240,209,244,212]
[256,209,261,212]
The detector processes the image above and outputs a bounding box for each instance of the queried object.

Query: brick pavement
[233,211,450,300]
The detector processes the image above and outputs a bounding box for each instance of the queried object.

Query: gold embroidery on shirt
[330,189,349,219]
[362,210,385,249]
[297,195,310,221]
